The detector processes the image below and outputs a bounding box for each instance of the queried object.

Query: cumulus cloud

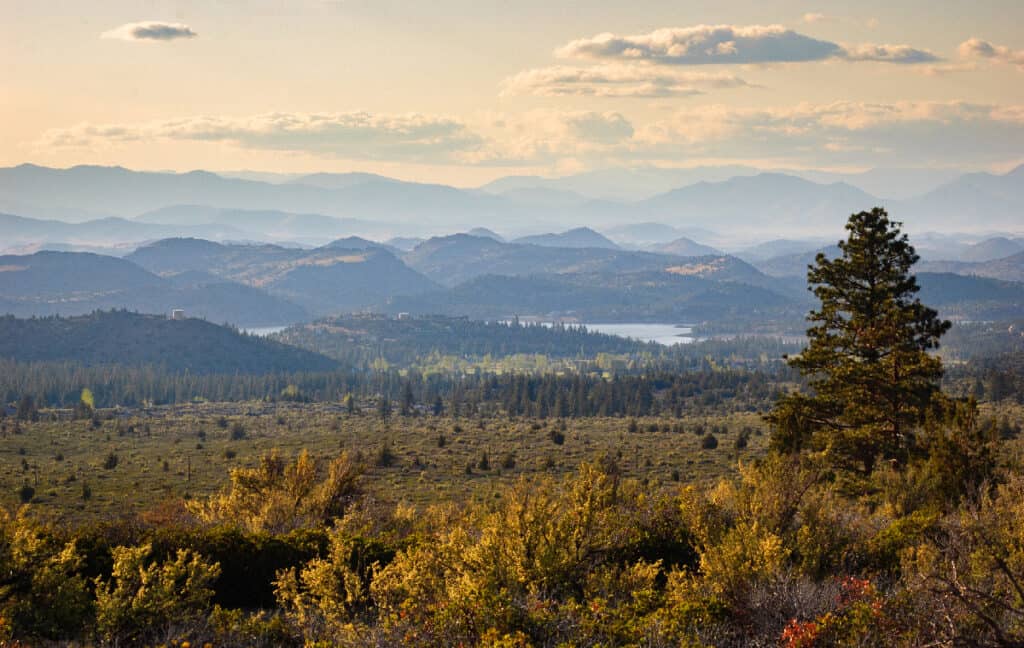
[40,112,483,161]
[838,43,940,64]
[35,103,1024,170]
[101,21,198,41]
[555,24,938,65]
[500,64,750,98]
[959,38,1024,70]
[632,101,1024,165]
[466,110,635,165]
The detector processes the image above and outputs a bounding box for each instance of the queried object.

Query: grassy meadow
[0,402,772,521]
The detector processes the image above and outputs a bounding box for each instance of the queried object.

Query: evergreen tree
[769,208,951,474]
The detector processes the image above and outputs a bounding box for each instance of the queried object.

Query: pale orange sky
[3,0,1023,184]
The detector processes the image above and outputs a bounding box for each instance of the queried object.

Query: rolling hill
[385,270,799,324]
[128,238,438,315]
[0,311,336,373]
[401,234,767,288]
[0,250,309,326]
[513,227,620,249]
[650,237,721,257]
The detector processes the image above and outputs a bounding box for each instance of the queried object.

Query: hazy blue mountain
[403,233,772,290]
[0,250,309,325]
[0,250,165,297]
[602,222,684,246]
[5,164,1019,244]
[0,311,336,374]
[0,164,340,218]
[902,165,1024,231]
[384,236,425,251]
[754,245,842,278]
[403,234,658,286]
[917,272,1024,320]
[479,165,762,202]
[650,237,721,257]
[266,248,437,315]
[128,238,438,316]
[919,249,1024,281]
[481,165,970,203]
[513,227,620,249]
[135,205,392,242]
[734,238,834,262]
[384,270,797,323]
[0,211,247,247]
[496,186,589,207]
[792,167,966,200]
[640,173,883,236]
[288,171,399,190]
[0,164,536,233]
[466,227,505,242]
[320,236,397,253]
[959,237,1024,263]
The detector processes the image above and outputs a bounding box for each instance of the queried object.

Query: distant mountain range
[126,238,438,316]
[0,250,308,326]
[0,164,1021,245]
[512,227,619,250]
[2,228,1023,331]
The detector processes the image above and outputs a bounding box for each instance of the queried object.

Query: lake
[578,323,694,346]
[244,322,694,346]
[517,322,695,345]
[241,326,288,336]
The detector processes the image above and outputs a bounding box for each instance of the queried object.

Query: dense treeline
[0,359,778,417]
[274,316,658,363]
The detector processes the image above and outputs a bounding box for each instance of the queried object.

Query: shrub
[549,428,566,445]
[18,483,35,503]
[0,510,92,640]
[94,543,220,644]
[701,433,719,450]
[376,441,396,468]
[102,452,119,470]
[230,421,247,440]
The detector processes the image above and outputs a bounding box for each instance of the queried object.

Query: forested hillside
[0,311,337,374]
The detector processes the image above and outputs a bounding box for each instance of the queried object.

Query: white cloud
[631,101,1024,165]
[802,13,826,24]
[958,38,1024,70]
[40,112,483,161]
[101,21,197,41]
[468,110,635,165]
[500,64,750,98]
[555,24,938,65]
[838,43,940,64]
[35,103,1024,170]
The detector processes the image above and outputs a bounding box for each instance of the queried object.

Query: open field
[4,399,1022,524]
[0,402,773,521]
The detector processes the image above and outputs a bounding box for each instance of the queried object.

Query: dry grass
[0,402,769,523]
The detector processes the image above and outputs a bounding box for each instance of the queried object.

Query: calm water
[242,326,288,336]
[580,323,694,346]
[244,322,693,346]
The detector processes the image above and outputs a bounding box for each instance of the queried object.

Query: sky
[3,0,1024,185]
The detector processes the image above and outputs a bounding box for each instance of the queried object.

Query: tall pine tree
[769,208,950,474]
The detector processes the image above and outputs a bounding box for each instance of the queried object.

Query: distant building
[397,312,411,320]
[170,309,186,320]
